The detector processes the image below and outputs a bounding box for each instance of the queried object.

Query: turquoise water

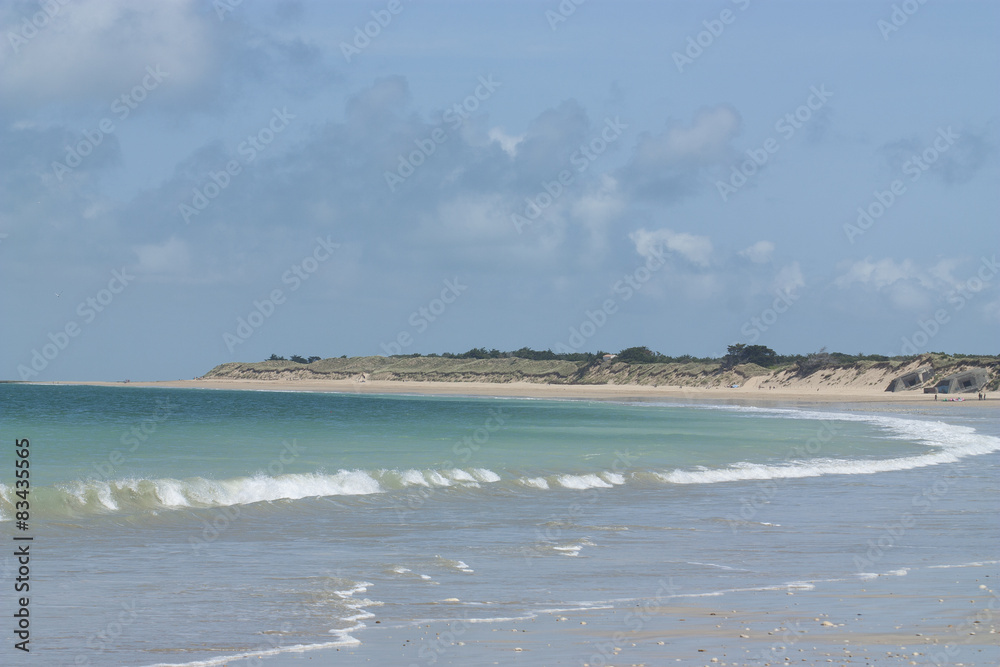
[1,385,998,665]
[0,386,946,503]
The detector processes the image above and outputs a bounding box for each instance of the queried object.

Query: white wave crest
[54,471,383,514]
[556,474,612,489]
[435,556,474,573]
[470,468,501,483]
[657,411,1000,485]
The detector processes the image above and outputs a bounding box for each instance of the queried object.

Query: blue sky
[2,0,998,381]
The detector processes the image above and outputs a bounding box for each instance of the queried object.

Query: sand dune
[39,354,997,405]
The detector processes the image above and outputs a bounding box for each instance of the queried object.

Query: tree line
[267,354,322,364]
[264,345,934,371]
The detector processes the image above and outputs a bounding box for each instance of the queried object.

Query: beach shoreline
[32,377,999,408]
[9,382,998,666]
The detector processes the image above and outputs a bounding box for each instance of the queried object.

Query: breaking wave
[3,408,997,521]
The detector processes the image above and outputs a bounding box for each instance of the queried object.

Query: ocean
[2,384,998,666]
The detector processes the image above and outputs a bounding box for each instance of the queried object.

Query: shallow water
[1,385,997,665]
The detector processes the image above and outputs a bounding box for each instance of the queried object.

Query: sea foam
[653,405,1000,485]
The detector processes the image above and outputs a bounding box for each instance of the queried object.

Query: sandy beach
[40,377,999,407]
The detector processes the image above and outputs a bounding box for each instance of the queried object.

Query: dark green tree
[723,344,777,368]
[617,346,660,364]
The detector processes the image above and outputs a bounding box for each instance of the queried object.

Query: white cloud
[1,0,214,107]
[572,176,624,228]
[984,298,1000,324]
[664,105,741,162]
[630,227,713,267]
[834,257,922,289]
[569,176,626,261]
[633,105,740,168]
[620,105,741,200]
[740,240,774,264]
[886,281,933,311]
[927,257,964,288]
[831,256,986,312]
[772,261,804,294]
[488,127,524,157]
[424,194,511,243]
[132,236,191,275]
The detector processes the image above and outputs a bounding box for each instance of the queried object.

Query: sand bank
[37,377,998,407]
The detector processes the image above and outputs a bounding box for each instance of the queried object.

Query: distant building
[885,366,932,392]
[933,368,989,394]
[603,354,617,361]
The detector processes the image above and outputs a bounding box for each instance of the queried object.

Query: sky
[2,0,998,381]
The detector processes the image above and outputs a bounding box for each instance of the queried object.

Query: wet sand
[213,571,999,666]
